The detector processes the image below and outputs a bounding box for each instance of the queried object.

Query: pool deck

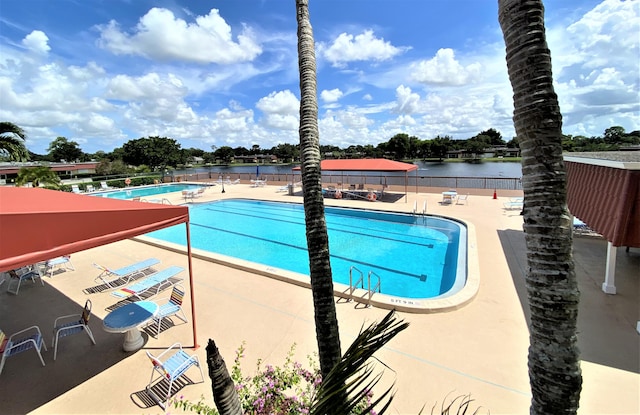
[1,183,638,414]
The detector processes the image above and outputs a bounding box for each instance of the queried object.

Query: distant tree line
[2,122,638,178]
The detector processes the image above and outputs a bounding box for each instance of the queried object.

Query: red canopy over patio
[0,187,198,347]
[293,158,418,201]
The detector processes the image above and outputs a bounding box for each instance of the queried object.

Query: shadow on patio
[498,228,640,374]
[0,281,140,414]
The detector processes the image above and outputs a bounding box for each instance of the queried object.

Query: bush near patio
[171,342,376,415]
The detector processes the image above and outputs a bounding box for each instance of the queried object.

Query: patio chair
[100,181,111,190]
[456,194,469,205]
[42,255,75,277]
[146,284,188,338]
[145,343,204,409]
[71,184,82,194]
[93,257,160,289]
[51,299,96,360]
[111,266,184,301]
[86,184,95,192]
[6,266,43,295]
[0,326,47,375]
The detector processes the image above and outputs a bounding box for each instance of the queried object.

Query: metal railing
[346,266,364,299]
[366,271,381,306]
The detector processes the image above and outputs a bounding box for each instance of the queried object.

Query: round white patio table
[103,301,158,352]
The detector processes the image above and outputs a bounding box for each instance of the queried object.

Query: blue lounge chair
[42,255,75,277]
[111,266,184,300]
[93,258,160,289]
[145,343,204,409]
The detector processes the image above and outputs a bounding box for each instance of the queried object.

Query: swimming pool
[146,199,469,302]
[92,183,204,199]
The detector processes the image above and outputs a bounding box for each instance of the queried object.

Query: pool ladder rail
[344,266,381,308]
[412,200,427,223]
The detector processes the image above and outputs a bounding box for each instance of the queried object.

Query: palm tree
[16,166,61,189]
[295,0,343,381]
[0,121,29,162]
[498,1,582,414]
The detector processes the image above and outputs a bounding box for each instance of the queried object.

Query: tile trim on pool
[134,217,479,314]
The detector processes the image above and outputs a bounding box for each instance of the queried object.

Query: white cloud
[545,0,640,134]
[22,31,50,55]
[256,90,299,114]
[319,30,408,67]
[97,8,262,64]
[410,48,482,86]
[320,88,343,103]
[107,73,188,100]
[256,90,299,130]
[393,85,421,114]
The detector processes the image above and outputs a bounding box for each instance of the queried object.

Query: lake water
[177,161,522,178]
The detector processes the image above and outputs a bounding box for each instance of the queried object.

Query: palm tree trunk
[206,339,243,415]
[498,1,582,413]
[295,0,343,380]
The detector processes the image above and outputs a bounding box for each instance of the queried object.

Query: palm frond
[310,310,409,415]
[0,122,27,140]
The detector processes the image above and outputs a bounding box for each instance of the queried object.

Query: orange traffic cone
[493,189,497,199]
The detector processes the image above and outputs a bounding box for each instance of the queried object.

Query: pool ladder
[345,266,381,307]
[412,200,427,223]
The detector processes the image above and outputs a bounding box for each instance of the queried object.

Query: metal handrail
[348,266,364,299]
[367,271,381,306]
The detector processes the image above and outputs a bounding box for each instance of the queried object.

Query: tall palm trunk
[498,1,582,413]
[295,0,343,380]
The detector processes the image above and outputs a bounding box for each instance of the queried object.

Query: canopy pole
[186,221,199,349]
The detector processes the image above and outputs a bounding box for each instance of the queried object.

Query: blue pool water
[92,183,203,199]
[147,199,466,299]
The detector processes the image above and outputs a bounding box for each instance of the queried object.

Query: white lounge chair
[71,184,82,194]
[111,266,184,300]
[86,184,95,192]
[93,258,160,289]
[100,181,111,190]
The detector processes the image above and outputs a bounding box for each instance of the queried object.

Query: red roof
[293,159,418,172]
[0,187,189,271]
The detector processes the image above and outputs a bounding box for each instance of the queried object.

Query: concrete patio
[0,182,637,414]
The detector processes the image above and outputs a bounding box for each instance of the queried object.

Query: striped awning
[566,159,640,247]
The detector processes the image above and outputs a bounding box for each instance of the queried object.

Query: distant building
[0,161,99,185]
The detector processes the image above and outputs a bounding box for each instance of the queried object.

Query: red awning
[293,158,418,172]
[566,162,640,247]
[0,187,189,271]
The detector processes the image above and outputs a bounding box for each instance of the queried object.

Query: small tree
[16,166,61,189]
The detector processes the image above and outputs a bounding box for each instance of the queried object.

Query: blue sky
[1,0,638,154]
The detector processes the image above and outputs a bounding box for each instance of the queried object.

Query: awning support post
[601,241,617,294]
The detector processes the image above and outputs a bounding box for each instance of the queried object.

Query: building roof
[293,158,418,172]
